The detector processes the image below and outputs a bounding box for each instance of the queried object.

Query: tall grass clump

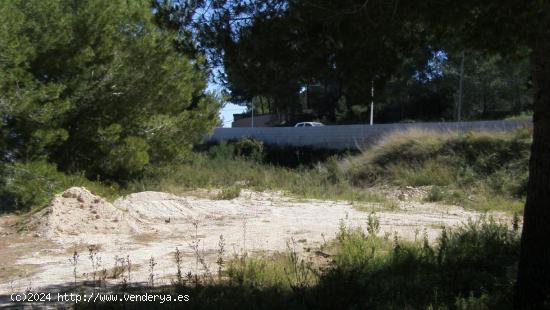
[225,250,316,291]
[215,185,242,200]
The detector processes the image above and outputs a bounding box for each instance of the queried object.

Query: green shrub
[234,138,265,161]
[505,111,533,120]
[426,186,446,202]
[425,187,466,204]
[454,293,491,310]
[0,161,115,213]
[203,138,265,162]
[206,141,236,160]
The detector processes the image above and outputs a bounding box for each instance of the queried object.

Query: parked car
[294,122,324,127]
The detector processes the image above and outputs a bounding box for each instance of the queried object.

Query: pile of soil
[36,187,136,238]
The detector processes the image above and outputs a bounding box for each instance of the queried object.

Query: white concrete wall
[206,119,531,150]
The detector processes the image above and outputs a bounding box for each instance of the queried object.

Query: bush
[205,141,236,160]
[0,161,115,213]
[425,186,465,204]
[203,138,265,162]
[234,138,265,161]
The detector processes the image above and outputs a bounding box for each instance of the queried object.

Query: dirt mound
[114,190,263,225]
[37,187,135,238]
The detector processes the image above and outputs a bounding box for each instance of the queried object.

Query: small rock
[77,196,85,203]
[91,210,97,214]
[95,214,100,219]
[93,198,101,204]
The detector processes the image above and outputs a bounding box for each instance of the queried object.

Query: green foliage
[103,136,150,180]
[215,185,242,200]
[333,227,385,270]
[226,250,316,291]
[316,218,519,309]
[454,293,491,310]
[505,112,533,120]
[204,141,237,160]
[202,138,265,162]
[192,1,534,124]
[386,160,459,186]
[0,161,115,213]
[425,187,465,204]
[443,52,532,120]
[0,0,219,181]
[233,138,264,161]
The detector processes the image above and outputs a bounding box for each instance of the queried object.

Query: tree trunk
[515,32,550,309]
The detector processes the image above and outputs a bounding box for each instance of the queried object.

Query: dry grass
[345,127,531,212]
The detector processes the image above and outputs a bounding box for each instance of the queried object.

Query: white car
[294,122,324,127]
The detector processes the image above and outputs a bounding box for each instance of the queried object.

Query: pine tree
[0,0,219,180]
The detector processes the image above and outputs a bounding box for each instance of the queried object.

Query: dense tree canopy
[185,0,532,124]
[374,50,532,123]
[0,0,219,180]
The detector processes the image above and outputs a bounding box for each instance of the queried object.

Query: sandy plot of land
[0,187,508,295]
